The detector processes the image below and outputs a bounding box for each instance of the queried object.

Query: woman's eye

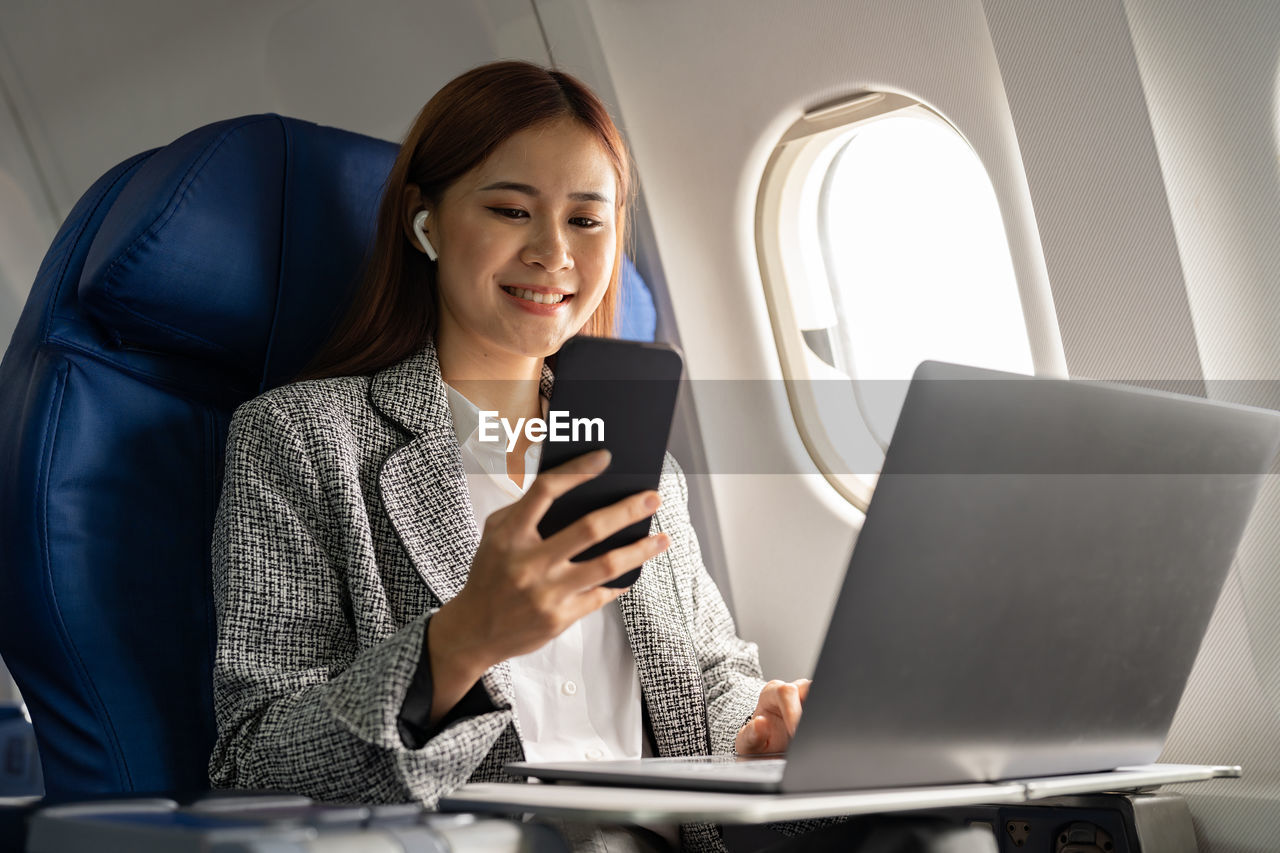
[487,207,601,228]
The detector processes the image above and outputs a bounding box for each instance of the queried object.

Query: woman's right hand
[426,449,670,719]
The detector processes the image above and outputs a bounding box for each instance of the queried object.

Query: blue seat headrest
[78,114,397,390]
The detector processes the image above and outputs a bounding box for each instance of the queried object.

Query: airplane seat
[0,112,658,800]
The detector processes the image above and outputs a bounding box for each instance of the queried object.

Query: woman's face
[423,118,618,362]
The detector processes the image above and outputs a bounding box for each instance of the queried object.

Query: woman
[208,61,809,853]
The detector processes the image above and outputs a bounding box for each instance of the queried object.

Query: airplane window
[757,94,1033,508]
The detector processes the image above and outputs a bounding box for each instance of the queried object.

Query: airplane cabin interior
[2,1,1279,851]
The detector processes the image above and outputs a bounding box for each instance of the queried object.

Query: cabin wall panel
[0,42,57,366]
[982,0,1203,386]
[1126,0,1280,385]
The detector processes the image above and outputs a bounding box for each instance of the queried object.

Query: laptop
[505,361,1280,793]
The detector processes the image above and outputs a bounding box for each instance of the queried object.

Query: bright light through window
[820,114,1032,443]
[823,116,1030,378]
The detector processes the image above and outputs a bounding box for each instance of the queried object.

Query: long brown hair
[300,61,633,380]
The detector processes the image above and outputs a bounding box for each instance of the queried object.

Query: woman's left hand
[734,678,812,755]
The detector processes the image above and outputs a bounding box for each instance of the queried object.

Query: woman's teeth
[503,286,566,305]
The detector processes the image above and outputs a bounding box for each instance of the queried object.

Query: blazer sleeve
[659,454,767,755]
[208,394,512,804]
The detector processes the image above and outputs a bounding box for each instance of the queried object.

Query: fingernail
[652,533,670,551]
[645,492,661,511]
[594,449,612,469]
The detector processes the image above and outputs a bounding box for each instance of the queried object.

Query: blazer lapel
[368,342,557,720]
[619,542,712,758]
[371,344,478,606]
[378,430,477,606]
[370,344,513,710]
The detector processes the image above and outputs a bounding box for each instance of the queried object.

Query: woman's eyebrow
[478,180,612,204]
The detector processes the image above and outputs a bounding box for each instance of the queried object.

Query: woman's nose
[520,222,573,272]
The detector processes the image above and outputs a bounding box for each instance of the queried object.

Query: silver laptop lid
[783,362,1280,792]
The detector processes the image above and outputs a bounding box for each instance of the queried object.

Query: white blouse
[443,383,646,764]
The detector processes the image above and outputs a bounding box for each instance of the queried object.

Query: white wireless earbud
[412,210,438,262]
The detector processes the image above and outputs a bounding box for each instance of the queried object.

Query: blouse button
[585,748,604,761]
[562,680,578,696]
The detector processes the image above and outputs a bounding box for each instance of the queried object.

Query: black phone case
[536,336,684,588]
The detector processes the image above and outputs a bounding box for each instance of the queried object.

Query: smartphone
[536,336,684,588]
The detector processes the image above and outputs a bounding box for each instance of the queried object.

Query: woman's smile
[499,284,575,312]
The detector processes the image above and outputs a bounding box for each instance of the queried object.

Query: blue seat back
[0,114,399,796]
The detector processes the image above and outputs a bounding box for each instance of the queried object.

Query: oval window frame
[755,92,1023,510]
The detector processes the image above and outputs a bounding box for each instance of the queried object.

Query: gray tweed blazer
[209,340,766,852]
